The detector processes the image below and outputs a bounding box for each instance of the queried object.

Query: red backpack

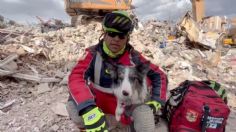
[164,80,230,132]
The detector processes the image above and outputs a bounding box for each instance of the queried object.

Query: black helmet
[102,11,133,34]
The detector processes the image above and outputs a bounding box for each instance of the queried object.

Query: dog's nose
[122,90,129,96]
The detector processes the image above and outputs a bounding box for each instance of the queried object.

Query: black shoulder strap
[130,49,142,65]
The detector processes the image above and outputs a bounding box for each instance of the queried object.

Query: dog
[109,62,150,121]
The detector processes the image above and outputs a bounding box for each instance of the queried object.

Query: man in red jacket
[66,11,167,131]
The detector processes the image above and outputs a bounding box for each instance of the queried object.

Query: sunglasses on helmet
[107,32,127,39]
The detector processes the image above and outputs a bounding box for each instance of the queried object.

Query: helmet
[102,11,133,34]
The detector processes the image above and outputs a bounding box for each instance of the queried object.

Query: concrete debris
[50,124,59,132]
[201,16,227,32]
[0,69,61,83]
[59,72,70,85]
[0,99,16,110]
[176,61,193,73]
[51,102,69,117]
[0,53,18,71]
[36,16,67,33]
[0,14,235,131]
[36,83,50,95]
[179,13,220,49]
[197,49,207,58]
[20,44,36,53]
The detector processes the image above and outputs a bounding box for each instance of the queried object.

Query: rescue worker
[66,11,167,131]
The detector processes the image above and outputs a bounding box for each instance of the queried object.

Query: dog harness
[92,52,114,94]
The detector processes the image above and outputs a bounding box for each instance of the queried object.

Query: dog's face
[109,62,150,103]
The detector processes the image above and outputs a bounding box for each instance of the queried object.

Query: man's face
[104,32,128,53]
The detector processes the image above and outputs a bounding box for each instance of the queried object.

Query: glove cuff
[146,100,161,114]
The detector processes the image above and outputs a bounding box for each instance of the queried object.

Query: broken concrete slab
[179,13,200,42]
[50,124,59,132]
[0,69,61,82]
[54,70,65,79]
[0,99,16,110]
[162,56,177,68]
[51,102,69,117]
[36,83,50,95]
[0,61,18,71]
[0,53,18,70]
[59,72,69,85]
[20,36,30,44]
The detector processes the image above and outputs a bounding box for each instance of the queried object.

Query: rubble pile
[0,15,236,131]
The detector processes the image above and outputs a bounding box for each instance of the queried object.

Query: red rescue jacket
[68,40,167,124]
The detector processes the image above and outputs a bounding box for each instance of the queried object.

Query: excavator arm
[191,0,205,22]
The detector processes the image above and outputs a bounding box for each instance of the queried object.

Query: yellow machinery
[223,34,236,46]
[224,38,234,45]
[64,0,132,26]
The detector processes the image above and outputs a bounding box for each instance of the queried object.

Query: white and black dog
[109,62,150,121]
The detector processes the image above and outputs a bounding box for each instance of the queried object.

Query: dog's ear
[105,62,118,79]
[136,61,150,75]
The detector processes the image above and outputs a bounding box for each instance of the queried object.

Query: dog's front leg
[115,99,124,121]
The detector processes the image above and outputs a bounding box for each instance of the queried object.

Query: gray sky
[0,0,235,24]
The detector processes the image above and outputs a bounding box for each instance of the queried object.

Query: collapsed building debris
[36,16,68,33]
[0,15,236,131]
[179,12,221,49]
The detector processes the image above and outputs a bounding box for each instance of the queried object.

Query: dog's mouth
[121,98,132,106]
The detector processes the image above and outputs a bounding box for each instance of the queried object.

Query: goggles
[107,32,127,39]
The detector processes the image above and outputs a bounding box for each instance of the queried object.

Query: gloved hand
[81,106,108,132]
[146,100,162,124]
[146,100,162,114]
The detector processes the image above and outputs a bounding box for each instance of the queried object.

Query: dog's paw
[116,105,124,113]
[115,103,124,121]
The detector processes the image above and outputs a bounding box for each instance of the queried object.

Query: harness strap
[92,83,114,94]
[94,52,102,85]
[93,52,114,94]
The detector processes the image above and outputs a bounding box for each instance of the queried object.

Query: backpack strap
[94,52,102,85]
[202,80,228,103]
[169,80,191,103]
[201,105,210,132]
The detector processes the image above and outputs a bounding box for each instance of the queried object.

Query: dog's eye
[117,77,123,83]
[129,76,137,82]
